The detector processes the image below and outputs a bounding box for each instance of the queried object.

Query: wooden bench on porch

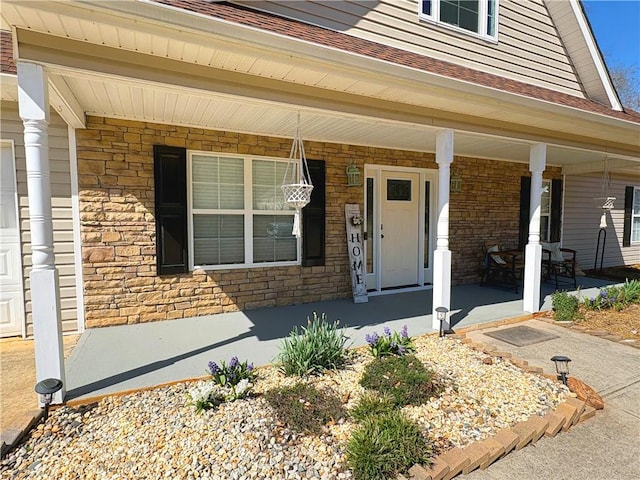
[481,243,525,294]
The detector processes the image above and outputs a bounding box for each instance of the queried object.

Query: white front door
[0,141,25,337]
[381,171,420,288]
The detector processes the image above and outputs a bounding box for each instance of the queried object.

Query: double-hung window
[188,153,298,269]
[420,0,498,41]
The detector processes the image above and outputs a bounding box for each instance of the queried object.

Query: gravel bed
[1,336,568,479]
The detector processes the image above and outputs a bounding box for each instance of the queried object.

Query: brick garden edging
[397,333,601,480]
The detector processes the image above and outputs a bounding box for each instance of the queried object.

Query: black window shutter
[623,186,634,247]
[518,176,531,249]
[550,178,563,242]
[153,145,188,275]
[302,159,325,266]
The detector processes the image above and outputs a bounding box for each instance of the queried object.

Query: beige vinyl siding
[563,173,640,270]
[0,101,79,335]
[236,0,583,97]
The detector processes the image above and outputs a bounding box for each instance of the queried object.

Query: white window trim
[632,186,640,245]
[540,179,552,243]
[419,0,499,43]
[187,151,301,271]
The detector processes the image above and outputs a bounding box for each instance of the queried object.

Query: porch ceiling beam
[562,159,640,175]
[48,74,86,129]
[15,29,640,158]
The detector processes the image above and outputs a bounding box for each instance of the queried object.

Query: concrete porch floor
[64,276,613,401]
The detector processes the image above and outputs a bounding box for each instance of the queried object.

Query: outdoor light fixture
[436,306,454,338]
[35,378,63,421]
[346,162,361,186]
[450,170,462,192]
[550,355,572,386]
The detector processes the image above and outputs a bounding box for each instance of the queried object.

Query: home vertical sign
[345,204,368,303]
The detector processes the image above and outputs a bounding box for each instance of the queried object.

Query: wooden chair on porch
[541,242,577,289]
[481,243,525,294]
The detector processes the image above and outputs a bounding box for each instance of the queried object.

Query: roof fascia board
[566,0,623,111]
[62,0,635,128]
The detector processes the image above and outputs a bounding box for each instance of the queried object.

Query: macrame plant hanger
[281,112,314,238]
[594,157,616,212]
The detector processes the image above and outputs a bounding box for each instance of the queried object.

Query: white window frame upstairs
[419,0,499,42]
[187,151,301,271]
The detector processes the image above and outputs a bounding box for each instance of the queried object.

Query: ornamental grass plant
[277,312,350,376]
[346,410,433,480]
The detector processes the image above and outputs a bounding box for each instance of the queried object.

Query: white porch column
[432,129,453,330]
[523,143,547,313]
[18,61,66,404]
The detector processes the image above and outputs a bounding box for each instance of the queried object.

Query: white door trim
[0,139,26,338]
[364,164,437,294]
[68,126,85,333]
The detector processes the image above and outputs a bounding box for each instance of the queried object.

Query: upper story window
[420,0,498,41]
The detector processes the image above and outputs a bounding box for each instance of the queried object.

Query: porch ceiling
[49,68,639,172]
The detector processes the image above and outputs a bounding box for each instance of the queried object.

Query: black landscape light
[35,378,63,421]
[550,356,572,386]
[436,306,455,338]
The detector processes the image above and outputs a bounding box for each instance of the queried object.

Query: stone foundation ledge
[398,333,601,480]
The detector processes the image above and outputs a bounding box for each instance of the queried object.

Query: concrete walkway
[64,278,611,401]
[465,320,640,480]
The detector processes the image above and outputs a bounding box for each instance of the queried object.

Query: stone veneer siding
[77,116,561,328]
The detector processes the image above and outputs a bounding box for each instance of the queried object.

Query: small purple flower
[208,361,221,375]
[397,345,406,355]
[600,290,607,298]
[401,325,408,339]
[391,341,397,351]
[366,332,380,345]
[229,356,239,369]
[383,327,392,337]
[247,363,254,371]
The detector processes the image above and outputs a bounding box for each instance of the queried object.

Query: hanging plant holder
[593,197,616,210]
[281,113,314,238]
[593,158,615,210]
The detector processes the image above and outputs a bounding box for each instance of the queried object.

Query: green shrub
[583,280,640,311]
[346,410,433,480]
[350,392,396,422]
[359,355,442,407]
[277,312,350,376]
[365,325,415,358]
[263,382,345,434]
[551,291,579,321]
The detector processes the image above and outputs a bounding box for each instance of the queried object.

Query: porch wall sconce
[346,162,361,186]
[550,355,571,386]
[436,306,455,338]
[35,378,63,421]
[450,170,462,193]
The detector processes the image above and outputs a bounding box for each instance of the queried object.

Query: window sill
[192,260,301,272]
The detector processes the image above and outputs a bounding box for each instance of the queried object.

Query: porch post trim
[523,143,546,313]
[432,129,453,330]
[17,61,66,404]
